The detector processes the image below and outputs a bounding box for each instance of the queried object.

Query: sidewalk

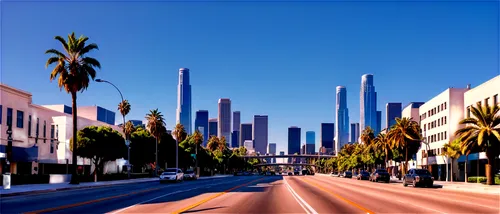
[0,174,231,197]
[389,177,500,195]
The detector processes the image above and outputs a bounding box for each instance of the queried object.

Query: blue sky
[1,0,499,154]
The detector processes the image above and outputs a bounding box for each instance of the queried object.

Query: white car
[160,168,184,183]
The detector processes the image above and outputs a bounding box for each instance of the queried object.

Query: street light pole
[95,79,130,178]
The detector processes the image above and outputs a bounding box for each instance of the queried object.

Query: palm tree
[118,100,131,134]
[207,136,220,152]
[374,131,391,168]
[145,109,166,176]
[45,32,101,184]
[124,121,136,140]
[218,136,228,151]
[387,117,422,175]
[361,126,375,145]
[192,130,203,176]
[455,103,500,185]
[443,139,461,182]
[173,124,187,143]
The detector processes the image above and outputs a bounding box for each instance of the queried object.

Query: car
[266,171,272,176]
[403,169,434,188]
[356,171,370,180]
[343,171,352,178]
[294,170,300,176]
[160,168,184,183]
[369,169,390,183]
[183,169,197,180]
[288,172,293,176]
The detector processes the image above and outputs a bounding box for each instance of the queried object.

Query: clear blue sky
[2,1,499,154]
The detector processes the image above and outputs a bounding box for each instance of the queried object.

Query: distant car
[183,169,197,180]
[288,172,293,176]
[294,170,300,176]
[369,169,390,183]
[356,171,370,180]
[403,169,434,188]
[160,168,183,183]
[343,171,352,178]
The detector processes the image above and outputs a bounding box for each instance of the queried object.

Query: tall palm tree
[361,126,375,145]
[145,109,166,176]
[45,32,101,184]
[455,103,500,185]
[118,100,131,135]
[218,136,228,151]
[207,136,220,152]
[443,139,461,182]
[387,117,422,175]
[192,130,203,175]
[124,121,136,140]
[374,131,391,168]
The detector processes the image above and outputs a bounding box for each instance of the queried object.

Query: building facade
[76,106,116,125]
[268,143,277,163]
[208,118,218,138]
[288,126,301,158]
[360,74,378,134]
[320,123,334,154]
[176,68,192,134]
[376,111,382,134]
[386,103,402,130]
[194,110,209,146]
[231,111,241,148]
[218,99,231,146]
[350,123,360,143]
[402,102,425,123]
[253,115,268,155]
[335,86,349,155]
[240,123,253,147]
[305,131,315,154]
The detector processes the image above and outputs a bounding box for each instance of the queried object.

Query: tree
[387,117,422,175]
[129,127,156,172]
[374,131,391,168]
[118,100,131,136]
[455,103,500,185]
[361,126,375,145]
[45,32,101,184]
[145,109,166,176]
[443,139,461,182]
[173,124,187,143]
[207,136,220,152]
[124,121,136,140]
[71,126,126,182]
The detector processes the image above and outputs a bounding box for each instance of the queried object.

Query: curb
[0,175,233,198]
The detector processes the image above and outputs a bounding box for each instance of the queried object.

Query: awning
[0,145,39,162]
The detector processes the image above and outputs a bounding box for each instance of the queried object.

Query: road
[1,174,498,213]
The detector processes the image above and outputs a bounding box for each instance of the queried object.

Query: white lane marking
[109,178,245,214]
[283,177,318,214]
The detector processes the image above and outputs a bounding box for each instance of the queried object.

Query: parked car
[369,169,390,183]
[160,168,184,183]
[288,172,293,176]
[294,170,300,175]
[403,169,434,188]
[356,171,370,180]
[343,171,352,178]
[183,169,197,180]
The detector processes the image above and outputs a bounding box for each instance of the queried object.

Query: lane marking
[172,177,266,214]
[283,177,318,214]
[299,177,376,214]
[109,178,245,214]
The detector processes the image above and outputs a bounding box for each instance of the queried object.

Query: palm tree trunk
[465,154,468,183]
[446,157,449,182]
[70,91,79,185]
[486,152,494,185]
[450,158,454,182]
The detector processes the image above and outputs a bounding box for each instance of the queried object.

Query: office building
[253,115,268,155]
[288,126,301,162]
[350,123,360,143]
[386,103,402,130]
[176,68,192,134]
[360,74,378,134]
[231,131,239,148]
[194,110,209,146]
[218,99,231,146]
[376,111,382,134]
[417,87,468,181]
[402,102,425,123]
[231,111,241,148]
[320,123,335,154]
[336,86,349,155]
[268,143,277,163]
[208,118,218,138]
[305,131,315,154]
[240,123,253,147]
[76,106,115,125]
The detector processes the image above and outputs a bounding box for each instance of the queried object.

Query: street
[1,175,498,214]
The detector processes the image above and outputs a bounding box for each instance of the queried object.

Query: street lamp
[95,79,131,178]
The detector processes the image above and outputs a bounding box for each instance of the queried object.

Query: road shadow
[183,206,226,213]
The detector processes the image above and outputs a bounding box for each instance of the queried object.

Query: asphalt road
[1,174,498,213]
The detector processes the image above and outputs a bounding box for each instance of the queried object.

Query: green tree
[173,124,187,143]
[455,103,500,185]
[207,136,220,152]
[45,32,101,184]
[373,131,391,168]
[124,121,136,140]
[118,100,131,136]
[387,117,422,175]
[145,109,166,176]
[361,126,375,145]
[71,126,126,182]
[443,139,462,182]
[129,127,156,172]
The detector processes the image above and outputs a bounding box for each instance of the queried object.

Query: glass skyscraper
[231,111,241,148]
[195,110,209,146]
[208,118,218,138]
[360,74,378,135]
[288,126,301,162]
[176,68,192,134]
[320,123,335,154]
[386,103,402,130]
[253,115,268,155]
[218,99,231,146]
[240,123,253,147]
[305,131,315,154]
[350,123,360,143]
[335,86,349,155]
[376,111,382,134]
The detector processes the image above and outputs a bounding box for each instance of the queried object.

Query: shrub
[468,176,487,183]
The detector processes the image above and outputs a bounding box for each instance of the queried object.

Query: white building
[417,87,468,181]
[0,84,125,175]
[402,102,425,123]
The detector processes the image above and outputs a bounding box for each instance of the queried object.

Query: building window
[7,108,13,126]
[444,116,447,124]
[28,115,32,136]
[424,124,426,131]
[467,107,471,118]
[0,105,2,124]
[56,125,59,140]
[428,136,430,143]
[43,121,47,143]
[438,120,440,126]
[36,118,39,144]
[16,110,24,128]
[485,98,490,106]
[438,134,440,141]
[444,102,447,109]
[50,125,55,153]
[444,131,447,139]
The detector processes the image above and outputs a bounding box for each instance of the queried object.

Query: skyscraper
[336,86,349,155]
[253,115,268,155]
[386,103,402,129]
[208,118,218,138]
[305,131,315,154]
[268,143,277,163]
[194,110,209,146]
[231,111,241,148]
[360,74,378,134]
[218,99,231,146]
[288,126,301,155]
[350,123,360,143]
[320,123,335,154]
[240,123,253,147]
[176,68,192,134]
[376,111,382,134]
